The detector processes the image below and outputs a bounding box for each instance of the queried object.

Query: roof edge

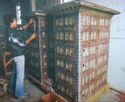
[44,0,120,15]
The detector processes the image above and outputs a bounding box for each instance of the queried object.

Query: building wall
[0,1,14,75]
[0,1,14,29]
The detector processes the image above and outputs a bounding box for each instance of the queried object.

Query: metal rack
[26,12,51,90]
[46,1,119,102]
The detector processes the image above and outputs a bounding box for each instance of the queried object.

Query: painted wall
[21,0,31,16]
[0,1,14,29]
[0,1,14,75]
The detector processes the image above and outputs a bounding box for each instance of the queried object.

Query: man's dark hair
[3,14,16,27]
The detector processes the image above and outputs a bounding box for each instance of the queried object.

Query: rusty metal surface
[80,10,111,101]
[46,1,117,101]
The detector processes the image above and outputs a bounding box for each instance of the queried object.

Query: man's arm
[22,19,34,30]
[25,33,36,45]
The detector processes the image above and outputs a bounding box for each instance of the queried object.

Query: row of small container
[55,31,109,42]
[81,54,108,72]
[56,64,107,85]
[81,58,96,72]
[55,70,107,101]
[56,58,76,72]
[56,44,99,57]
[98,43,109,54]
[55,15,78,26]
[55,14,110,27]
[98,54,108,64]
[81,66,108,86]
[81,14,110,26]
[56,31,75,41]
[81,43,108,57]
[56,72,75,86]
[56,45,76,56]
[81,73,107,98]
[56,85,76,102]
[81,31,109,42]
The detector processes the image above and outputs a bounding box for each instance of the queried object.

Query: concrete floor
[0,79,122,102]
[0,80,45,102]
[99,89,121,102]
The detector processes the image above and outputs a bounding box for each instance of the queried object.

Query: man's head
[3,14,17,28]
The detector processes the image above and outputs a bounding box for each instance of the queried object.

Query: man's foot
[7,89,15,97]
[15,93,31,99]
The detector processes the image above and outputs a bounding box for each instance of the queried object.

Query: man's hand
[25,33,37,45]
[23,19,35,29]
[29,19,35,25]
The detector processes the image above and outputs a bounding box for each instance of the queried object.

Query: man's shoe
[15,93,31,99]
[7,89,15,97]
[24,93,31,97]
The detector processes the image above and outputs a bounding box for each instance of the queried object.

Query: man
[3,14,36,98]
